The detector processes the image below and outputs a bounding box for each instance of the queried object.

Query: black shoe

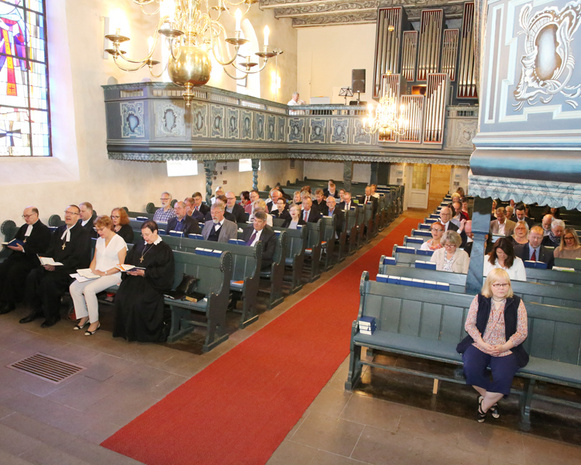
[84,323,101,336]
[41,318,60,328]
[0,302,15,314]
[20,313,41,324]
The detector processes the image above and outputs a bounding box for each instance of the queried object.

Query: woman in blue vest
[457,268,529,422]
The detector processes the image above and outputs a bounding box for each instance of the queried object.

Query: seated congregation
[0,179,401,350]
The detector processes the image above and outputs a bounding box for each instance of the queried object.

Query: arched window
[0,0,50,157]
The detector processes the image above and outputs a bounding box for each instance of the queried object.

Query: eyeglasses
[492,283,509,288]
[160,197,170,201]
[444,243,456,248]
[64,211,79,215]
[431,228,443,232]
[564,236,575,241]
[111,215,120,219]
[22,214,35,218]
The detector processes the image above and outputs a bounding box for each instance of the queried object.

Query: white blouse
[94,234,127,272]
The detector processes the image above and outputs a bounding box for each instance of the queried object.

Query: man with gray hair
[542,218,565,248]
[201,203,237,243]
[166,201,200,236]
[153,191,176,223]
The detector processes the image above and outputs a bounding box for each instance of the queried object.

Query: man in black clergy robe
[166,201,201,236]
[242,211,276,270]
[20,205,91,327]
[0,206,51,314]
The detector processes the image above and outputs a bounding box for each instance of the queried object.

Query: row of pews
[346,195,581,431]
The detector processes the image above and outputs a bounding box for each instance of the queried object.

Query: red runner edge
[102,218,418,465]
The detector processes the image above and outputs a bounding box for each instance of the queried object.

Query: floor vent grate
[8,353,85,384]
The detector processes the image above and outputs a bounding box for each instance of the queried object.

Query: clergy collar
[145,236,163,246]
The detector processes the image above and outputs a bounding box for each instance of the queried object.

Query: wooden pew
[304,221,323,282]
[0,219,17,263]
[274,225,307,294]
[160,234,263,329]
[259,230,287,309]
[346,271,581,431]
[320,215,340,270]
[167,249,232,352]
[343,208,359,255]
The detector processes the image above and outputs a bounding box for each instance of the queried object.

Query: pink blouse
[465,296,528,357]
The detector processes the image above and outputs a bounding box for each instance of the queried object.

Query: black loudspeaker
[352,69,366,93]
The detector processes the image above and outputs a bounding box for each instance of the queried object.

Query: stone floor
[0,206,580,464]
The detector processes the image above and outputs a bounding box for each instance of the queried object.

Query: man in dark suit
[265,188,283,214]
[79,201,98,238]
[225,192,247,223]
[0,206,52,314]
[201,203,238,243]
[514,226,555,268]
[166,201,201,236]
[440,206,468,248]
[358,186,378,216]
[542,219,565,248]
[513,204,534,228]
[242,211,276,270]
[20,205,91,327]
[322,196,344,236]
[338,191,354,211]
[301,197,321,223]
[191,192,210,221]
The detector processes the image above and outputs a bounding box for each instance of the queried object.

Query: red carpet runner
[102,218,419,465]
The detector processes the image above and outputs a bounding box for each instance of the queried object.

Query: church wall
[0,0,298,223]
[303,161,372,185]
[296,24,376,105]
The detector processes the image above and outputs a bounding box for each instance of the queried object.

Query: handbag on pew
[164,275,204,302]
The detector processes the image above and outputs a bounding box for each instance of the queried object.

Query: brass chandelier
[105,0,282,105]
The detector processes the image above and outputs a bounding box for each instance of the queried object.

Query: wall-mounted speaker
[352,69,366,93]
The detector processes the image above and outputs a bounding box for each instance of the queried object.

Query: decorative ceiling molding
[260,0,468,27]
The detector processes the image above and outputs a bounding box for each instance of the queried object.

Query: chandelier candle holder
[362,95,406,138]
[105,0,282,105]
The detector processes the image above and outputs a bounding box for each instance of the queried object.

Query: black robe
[113,240,174,342]
[0,220,51,304]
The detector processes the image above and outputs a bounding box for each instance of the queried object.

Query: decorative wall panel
[309,118,327,143]
[227,107,239,139]
[154,102,186,138]
[192,103,208,138]
[121,102,145,138]
[255,113,265,141]
[210,105,225,138]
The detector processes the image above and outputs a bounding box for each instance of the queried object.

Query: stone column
[204,160,216,205]
[466,196,492,294]
[251,159,260,191]
[343,161,353,192]
[370,162,378,185]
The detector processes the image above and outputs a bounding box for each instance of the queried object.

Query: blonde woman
[456,269,528,422]
[554,228,581,259]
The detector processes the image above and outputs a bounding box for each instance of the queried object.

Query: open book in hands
[37,256,63,266]
[70,268,100,282]
[2,238,25,248]
[116,264,146,272]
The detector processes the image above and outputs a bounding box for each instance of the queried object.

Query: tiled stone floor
[0,209,580,464]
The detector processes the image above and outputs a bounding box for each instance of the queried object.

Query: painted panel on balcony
[154,102,186,138]
[192,103,208,138]
[121,102,145,138]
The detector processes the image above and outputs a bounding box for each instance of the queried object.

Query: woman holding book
[113,220,174,342]
[69,215,127,336]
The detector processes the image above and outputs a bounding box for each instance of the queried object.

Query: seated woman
[430,230,469,273]
[456,269,528,423]
[252,199,273,226]
[272,198,291,221]
[113,220,174,343]
[111,207,134,243]
[483,238,526,281]
[421,221,444,251]
[554,227,581,259]
[282,204,306,229]
[70,215,127,336]
[509,220,529,246]
[240,191,252,214]
[313,189,326,210]
[292,190,302,206]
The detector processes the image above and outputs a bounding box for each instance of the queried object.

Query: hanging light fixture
[362,95,406,138]
[105,0,282,105]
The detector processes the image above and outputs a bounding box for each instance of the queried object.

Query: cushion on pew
[229,239,246,245]
[416,249,433,257]
[383,256,397,265]
[415,260,436,270]
[189,234,204,240]
[397,246,416,254]
[169,230,184,237]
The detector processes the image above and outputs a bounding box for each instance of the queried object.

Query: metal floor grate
[8,353,85,384]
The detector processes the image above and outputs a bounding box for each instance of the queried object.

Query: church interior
[1,0,581,464]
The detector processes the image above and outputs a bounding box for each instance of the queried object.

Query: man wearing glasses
[20,205,91,328]
[153,192,177,223]
[0,207,51,315]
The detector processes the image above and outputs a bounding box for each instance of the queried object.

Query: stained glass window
[0,0,50,157]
